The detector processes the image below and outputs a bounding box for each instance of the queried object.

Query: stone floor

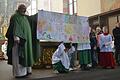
[1,60,120,80]
[0,61,56,80]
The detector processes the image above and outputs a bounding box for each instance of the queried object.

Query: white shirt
[77,43,91,50]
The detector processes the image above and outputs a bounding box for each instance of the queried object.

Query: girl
[99,27,116,69]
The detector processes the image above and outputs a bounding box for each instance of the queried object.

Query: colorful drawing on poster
[37,10,90,43]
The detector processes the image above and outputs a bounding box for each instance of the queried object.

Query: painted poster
[37,10,90,43]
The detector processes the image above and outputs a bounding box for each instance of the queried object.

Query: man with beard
[6,4,35,78]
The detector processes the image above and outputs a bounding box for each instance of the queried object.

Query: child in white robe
[52,42,70,73]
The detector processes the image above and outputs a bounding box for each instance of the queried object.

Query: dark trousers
[91,49,97,67]
[115,49,120,65]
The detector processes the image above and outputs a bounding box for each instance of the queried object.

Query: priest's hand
[14,36,20,43]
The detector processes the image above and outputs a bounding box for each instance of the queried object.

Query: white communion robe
[52,43,70,69]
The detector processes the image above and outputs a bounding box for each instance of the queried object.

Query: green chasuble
[6,12,34,67]
[26,14,41,63]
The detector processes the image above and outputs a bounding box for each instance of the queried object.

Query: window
[27,0,37,15]
[69,0,77,15]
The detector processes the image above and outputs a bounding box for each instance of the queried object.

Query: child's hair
[64,43,71,49]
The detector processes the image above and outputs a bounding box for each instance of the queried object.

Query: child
[52,42,70,73]
[99,27,116,69]
[67,42,75,71]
